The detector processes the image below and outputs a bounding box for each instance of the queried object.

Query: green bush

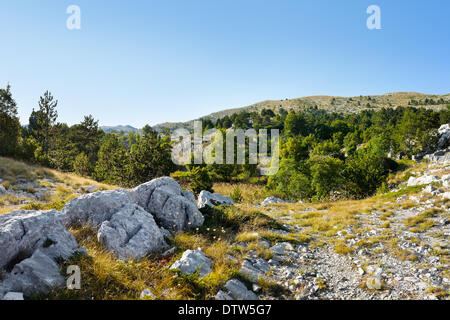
[190,167,213,195]
[73,152,90,176]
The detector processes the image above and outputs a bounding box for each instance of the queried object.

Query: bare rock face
[98,203,167,260]
[0,210,79,270]
[1,249,65,297]
[130,177,204,231]
[63,189,132,227]
[197,191,234,209]
[0,210,81,298]
[169,248,213,277]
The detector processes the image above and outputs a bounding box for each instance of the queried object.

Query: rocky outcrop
[437,123,450,149]
[64,189,132,227]
[97,203,167,260]
[0,210,81,299]
[197,191,234,209]
[170,248,213,277]
[130,177,204,231]
[0,210,79,270]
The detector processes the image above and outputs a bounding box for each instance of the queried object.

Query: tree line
[0,85,175,187]
[1,83,449,201]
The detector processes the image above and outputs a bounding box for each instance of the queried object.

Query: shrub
[73,152,90,176]
[190,167,213,195]
[230,186,243,203]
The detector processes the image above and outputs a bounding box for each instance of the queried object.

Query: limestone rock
[1,249,65,297]
[407,175,439,187]
[261,197,290,206]
[270,242,294,255]
[170,248,213,277]
[0,210,79,270]
[63,189,132,227]
[240,258,269,282]
[437,123,450,149]
[140,289,156,299]
[130,177,204,231]
[97,203,167,260]
[224,279,258,300]
[197,191,234,209]
[215,290,233,300]
[2,292,24,300]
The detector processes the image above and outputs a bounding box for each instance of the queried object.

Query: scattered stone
[170,248,213,277]
[240,258,269,282]
[140,289,156,299]
[252,284,262,293]
[225,254,238,263]
[261,197,289,206]
[270,242,294,255]
[197,190,234,209]
[407,175,439,187]
[161,247,176,257]
[215,290,233,300]
[366,277,383,290]
[224,279,258,300]
[81,185,99,193]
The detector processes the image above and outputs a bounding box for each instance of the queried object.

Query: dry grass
[213,182,268,204]
[0,157,117,191]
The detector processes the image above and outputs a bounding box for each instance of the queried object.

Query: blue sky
[0,0,449,127]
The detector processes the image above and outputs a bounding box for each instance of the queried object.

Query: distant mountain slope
[153,92,450,132]
[100,125,141,134]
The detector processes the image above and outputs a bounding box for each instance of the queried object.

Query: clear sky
[0,0,449,127]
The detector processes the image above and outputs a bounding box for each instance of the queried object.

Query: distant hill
[152,92,450,132]
[100,125,141,134]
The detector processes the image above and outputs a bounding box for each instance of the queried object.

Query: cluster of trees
[409,98,448,106]
[201,104,450,201]
[2,83,449,201]
[0,85,175,187]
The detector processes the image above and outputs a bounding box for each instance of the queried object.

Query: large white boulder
[197,191,234,209]
[63,189,132,227]
[130,177,204,231]
[170,248,213,277]
[98,203,167,260]
[0,210,79,270]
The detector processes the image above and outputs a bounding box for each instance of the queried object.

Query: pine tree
[0,84,20,156]
[36,91,58,153]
